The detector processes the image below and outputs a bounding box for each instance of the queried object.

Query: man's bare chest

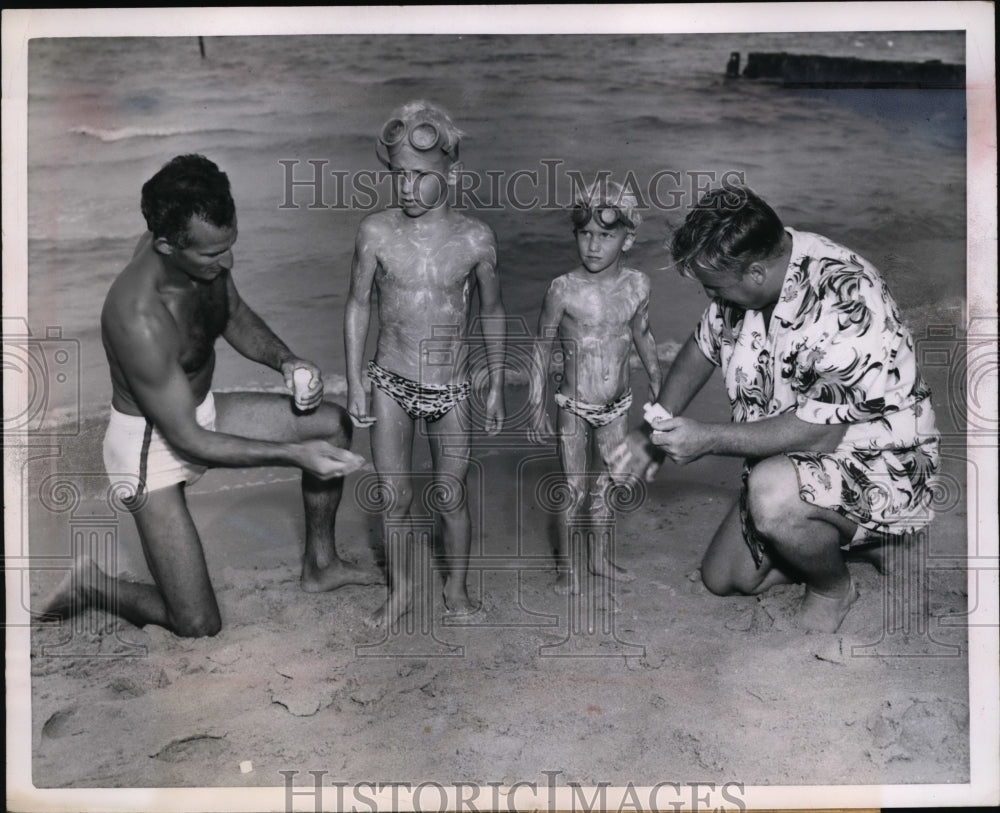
[163,279,230,369]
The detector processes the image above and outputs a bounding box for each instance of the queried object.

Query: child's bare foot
[300,558,382,593]
[442,577,479,617]
[443,594,480,618]
[363,590,411,630]
[554,568,579,595]
[590,557,636,584]
[40,554,102,620]
[798,577,859,633]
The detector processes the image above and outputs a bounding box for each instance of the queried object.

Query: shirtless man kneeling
[42,153,376,638]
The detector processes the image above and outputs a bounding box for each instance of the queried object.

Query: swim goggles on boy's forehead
[571,203,635,230]
[376,116,457,167]
[379,117,444,151]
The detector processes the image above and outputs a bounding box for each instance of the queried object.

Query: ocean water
[25,31,967,420]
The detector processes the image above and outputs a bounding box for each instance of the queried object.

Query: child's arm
[344,220,379,427]
[631,278,662,403]
[527,281,565,445]
[474,232,506,436]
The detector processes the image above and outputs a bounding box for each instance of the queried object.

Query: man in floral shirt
[648,185,939,632]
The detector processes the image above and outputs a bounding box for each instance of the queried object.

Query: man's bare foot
[590,556,636,584]
[300,557,383,593]
[39,554,103,621]
[798,577,859,633]
[554,568,579,595]
[363,591,412,630]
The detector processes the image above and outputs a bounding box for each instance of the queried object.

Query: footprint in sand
[41,706,80,739]
[107,677,146,699]
[271,691,323,718]
[150,733,228,763]
[206,643,246,667]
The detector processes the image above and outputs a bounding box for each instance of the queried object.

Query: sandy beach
[27,348,971,789]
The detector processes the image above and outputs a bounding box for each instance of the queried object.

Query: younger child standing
[528,182,661,594]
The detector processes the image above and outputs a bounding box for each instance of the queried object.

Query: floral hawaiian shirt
[694,229,939,563]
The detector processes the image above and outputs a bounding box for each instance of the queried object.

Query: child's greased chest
[375,232,482,299]
[563,278,642,331]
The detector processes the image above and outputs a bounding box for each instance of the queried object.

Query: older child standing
[528,182,661,594]
[345,101,506,629]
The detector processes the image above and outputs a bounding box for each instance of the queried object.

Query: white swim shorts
[103,393,216,501]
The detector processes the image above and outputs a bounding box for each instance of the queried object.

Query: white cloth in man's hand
[607,403,673,483]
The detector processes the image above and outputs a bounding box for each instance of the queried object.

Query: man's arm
[344,220,379,427]
[608,331,714,482]
[527,281,564,444]
[222,273,295,370]
[104,301,357,478]
[655,333,716,416]
[474,231,506,435]
[652,411,848,465]
[222,274,323,410]
[630,281,661,403]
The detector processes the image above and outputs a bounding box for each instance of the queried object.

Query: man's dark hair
[140,154,236,247]
[670,184,785,280]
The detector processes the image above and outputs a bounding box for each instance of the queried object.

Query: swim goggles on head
[571,203,635,230]
[376,116,457,165]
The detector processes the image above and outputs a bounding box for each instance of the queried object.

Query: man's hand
[643,401,673,429]
[281,358,324,412]
[651,417,714,465]
[607,427,665,483]
[527,402,555,445]
[484,387,505,436]
[346,384,376,428]
[296,439,366,479]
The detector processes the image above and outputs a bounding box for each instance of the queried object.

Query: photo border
[4,3,997,811]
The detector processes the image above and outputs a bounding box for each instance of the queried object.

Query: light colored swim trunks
[103,393,216,501]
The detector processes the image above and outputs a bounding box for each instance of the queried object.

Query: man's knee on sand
[171,608,222,639]
[700,456,800,596]
[700,546,767,597]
